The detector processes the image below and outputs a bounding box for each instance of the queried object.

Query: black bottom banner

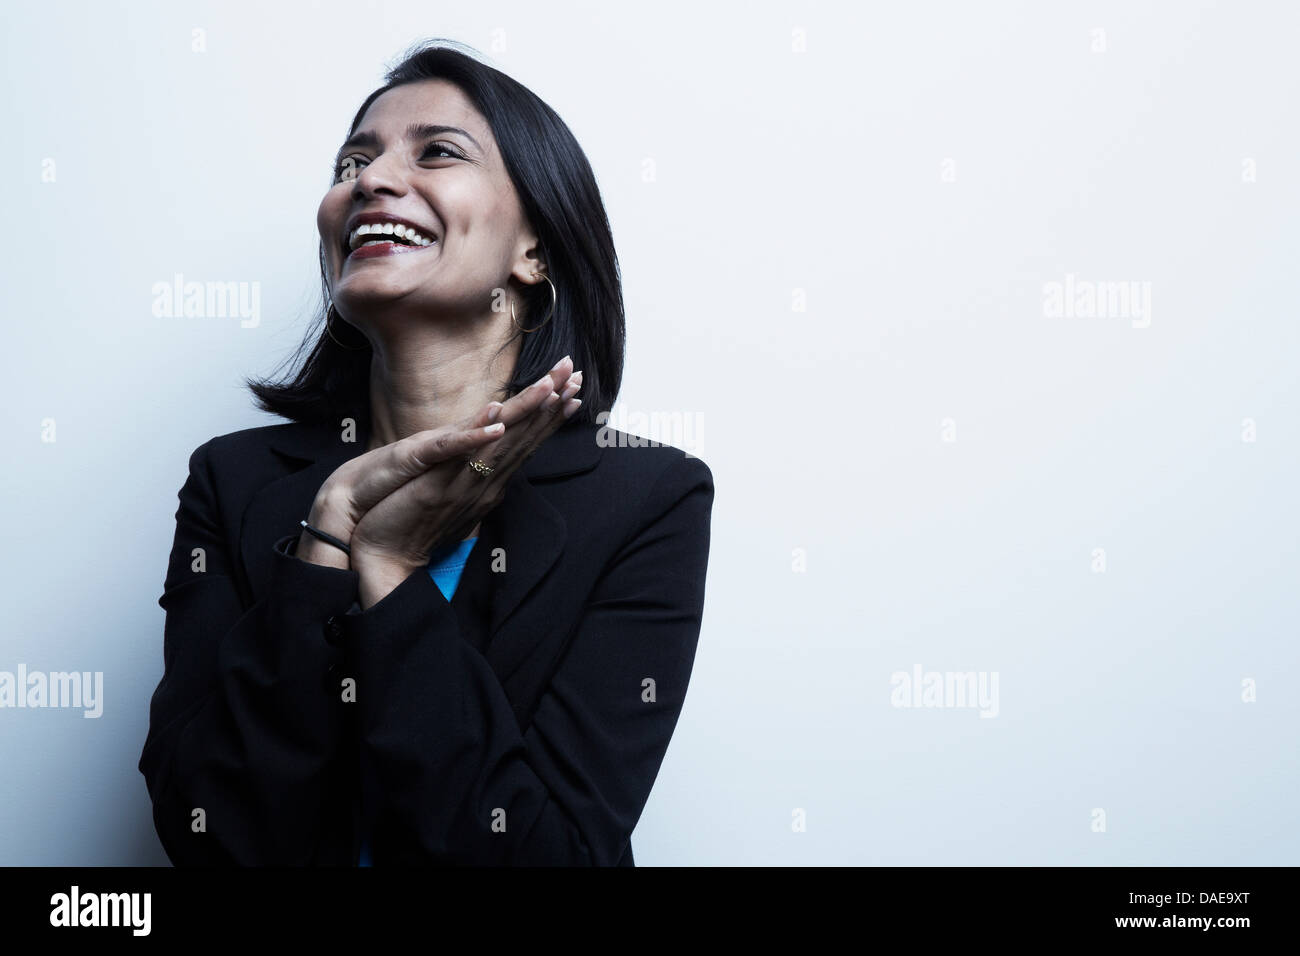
[0,865,1282,941]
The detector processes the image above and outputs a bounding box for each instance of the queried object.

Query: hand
[350,357,583,606]
[296,410,519,571]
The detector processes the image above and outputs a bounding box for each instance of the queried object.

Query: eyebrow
[335,122,483,160]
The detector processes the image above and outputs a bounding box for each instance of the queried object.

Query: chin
[335,285,419,319]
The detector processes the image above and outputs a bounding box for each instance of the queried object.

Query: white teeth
[347,221,437,251]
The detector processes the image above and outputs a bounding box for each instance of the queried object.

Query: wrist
[352,549,423,610]
[296,493,357,571]
[295,530,352,571]
[351,546,423,579]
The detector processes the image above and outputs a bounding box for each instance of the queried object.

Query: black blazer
[138,414,714,866]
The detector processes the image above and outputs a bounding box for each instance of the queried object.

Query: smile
[341,214,440,261]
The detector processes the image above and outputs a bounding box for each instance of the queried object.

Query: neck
[364,312,521,453]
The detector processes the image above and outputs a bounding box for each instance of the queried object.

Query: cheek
[317,187,348,244]
[316,189,351,278]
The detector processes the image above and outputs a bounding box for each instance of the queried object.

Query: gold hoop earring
[325,306,368,351]
[510,271,557,333]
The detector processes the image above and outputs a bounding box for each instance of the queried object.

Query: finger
[475,375,574,477]
[491,356,574,428]
[458,401,504,431]
[507,368,583,452]
[453,370,582,502]
[546,354,575,392]
[494,371,560,428]
[431,364,582,513]
[558,370,582,403]
[347,424,505,514]
[455,356,572,434]
[407,423,506,470]
[517,369,582,445]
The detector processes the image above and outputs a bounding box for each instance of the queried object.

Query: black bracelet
[299,519,351,556]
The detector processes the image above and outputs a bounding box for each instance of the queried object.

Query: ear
[510,234,547,285]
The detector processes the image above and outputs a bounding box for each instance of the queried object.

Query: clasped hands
[297,355,583,609]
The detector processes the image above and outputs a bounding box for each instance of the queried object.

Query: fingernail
[534,373,551,389]
[550,355,571,373]
[486,422,505,434]
[571,370,583,385]
[486,403,501,422]
[561,381,581,401]
[543,391,561,409]
[562,398,582,419]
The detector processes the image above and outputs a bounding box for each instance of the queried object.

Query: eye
[333,154,365,184]
[421,141,464,161]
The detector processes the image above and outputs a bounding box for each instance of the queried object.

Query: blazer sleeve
[343,453,714,865]
[138,440,362,865]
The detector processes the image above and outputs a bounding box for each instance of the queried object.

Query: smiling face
[317,78,544,333]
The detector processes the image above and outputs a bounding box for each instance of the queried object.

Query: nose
[351,153,409,201]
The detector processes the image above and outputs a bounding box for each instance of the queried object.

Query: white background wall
[1,0,1296,864]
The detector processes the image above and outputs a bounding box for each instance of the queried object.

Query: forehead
[353,79,494,154]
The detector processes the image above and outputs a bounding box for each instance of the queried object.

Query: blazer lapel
[477,470,565,675]
[240,420,368,606]
[478,420,599,678]
[239,415,600,675]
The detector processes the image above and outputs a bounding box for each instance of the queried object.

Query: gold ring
[467,458,493,478]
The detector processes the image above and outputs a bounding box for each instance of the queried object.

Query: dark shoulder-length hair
[246,38,624,427]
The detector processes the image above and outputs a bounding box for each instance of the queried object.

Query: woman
[138,40,714,866]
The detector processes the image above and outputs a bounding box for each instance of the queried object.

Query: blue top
[426,536,479,603]
[358,536,478,866]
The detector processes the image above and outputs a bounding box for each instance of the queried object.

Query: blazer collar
[240,414,599,668]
